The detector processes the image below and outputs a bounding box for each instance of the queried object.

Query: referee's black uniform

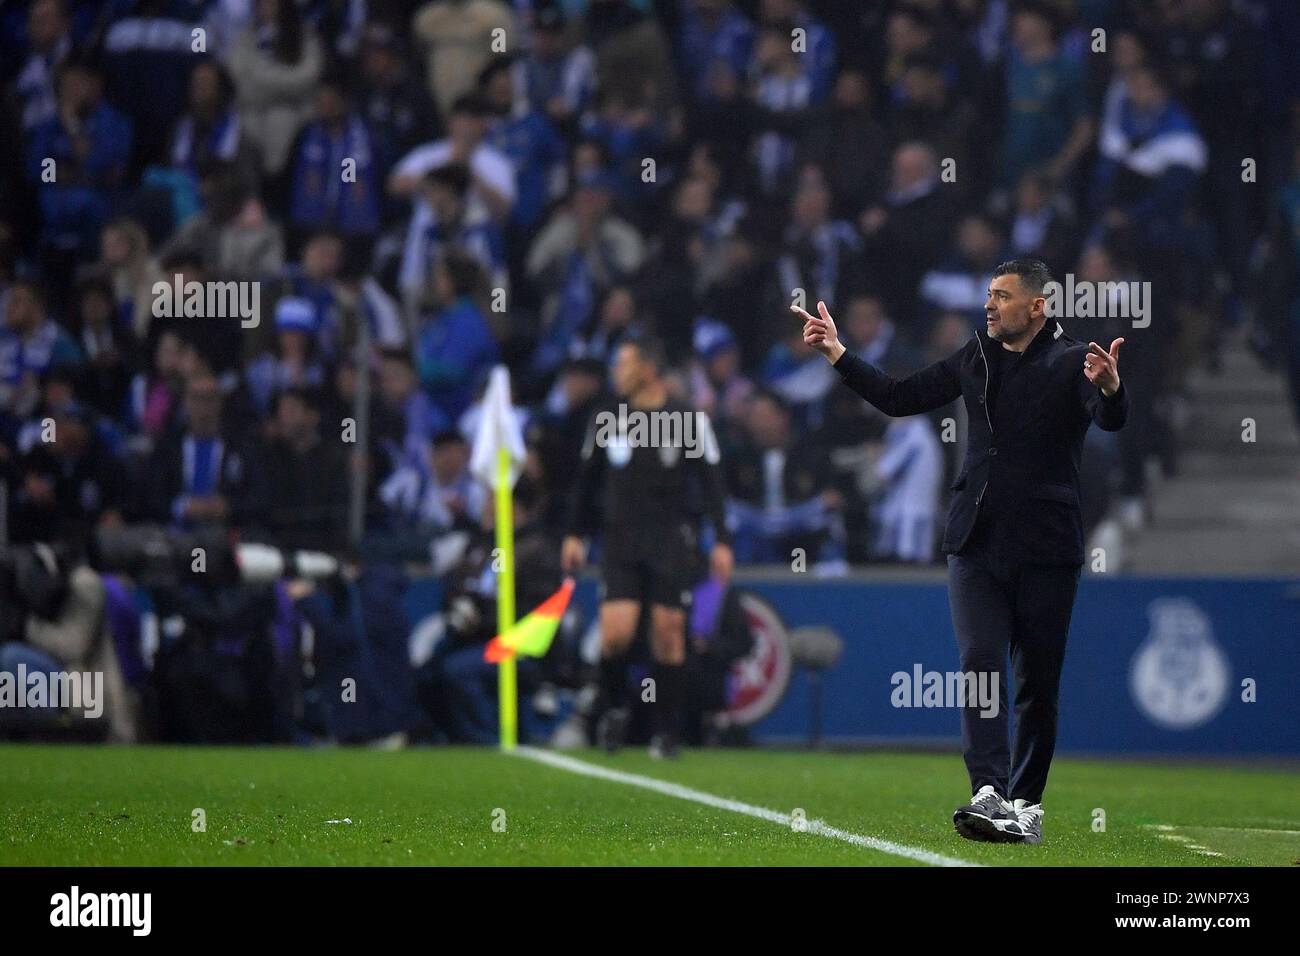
[567,396,731,739]
[833,319,1129,805]
[569,397,730,608]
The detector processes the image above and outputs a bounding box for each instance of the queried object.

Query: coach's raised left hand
[1085,338,1124,396]
[793,301,846,364]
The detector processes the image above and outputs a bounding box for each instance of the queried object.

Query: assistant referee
[561,336,734,758]
[795,258,1128,844]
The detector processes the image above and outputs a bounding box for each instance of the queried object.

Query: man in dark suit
[794,258,1128,845]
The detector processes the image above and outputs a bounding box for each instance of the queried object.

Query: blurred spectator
[412,0,517,119]
[398,163,507,318]
[670,172,746,291]
[526,171,645,375]
[261,385,349,552]
[389,93,517,226]
[226,0,324,179]
[1148,0,1261,307]
[13,0,71,133]
[26,56,133,272]
[379,428,486,543]
[7,398,125,550]
[481,56,568,235]
[920,213,1007,329]
[245,296,327,416]
[774,169,863,319]
[142,371,263,532]
[891,52,981,201]
[999,1,1093,190]
[374,346,449,470]
[357,25,440,200]
[798,67,891,220]
[758,0,836,101]
[1004,171,1078,269]
[578,86,668,203]
[515,5,597,127]
[267,230,349,354]
[99,0,199,167]
[1,279,83,424]
[724,388,845,567]
[1075,241,1174,528]
[840,293,922,376]
[286,71,383,252]
[677,0,755,104]
[162,162,284,280]
[416,250,500,424]
[70,275,134,419]
[859,142,955,325]
[749,22,818,197]
[877,3,943,96]
[99,218,165,340]
[866,414,942,564]
[759,321,834,429]
[169,59,259,185]
[683,61,758,193]
[689,318,754,436]
[126,325,185,445]
[1088,63,1207,288]
[568,284,644,364]
[531,355,609,532]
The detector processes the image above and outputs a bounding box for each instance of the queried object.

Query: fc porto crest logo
[1129,598,1230,730]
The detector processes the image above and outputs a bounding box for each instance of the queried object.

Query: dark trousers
[946,538,1081,804]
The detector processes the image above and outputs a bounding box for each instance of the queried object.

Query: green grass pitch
[2,745,1297,866]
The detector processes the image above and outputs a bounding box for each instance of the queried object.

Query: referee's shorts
[599,524,701,610]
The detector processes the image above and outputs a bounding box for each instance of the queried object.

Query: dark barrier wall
[404,573,1300,756]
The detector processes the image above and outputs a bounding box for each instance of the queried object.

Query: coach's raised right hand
[561,535,587,573]
[792,301,846,364]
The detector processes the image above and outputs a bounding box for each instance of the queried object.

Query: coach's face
[985,273,1043,344]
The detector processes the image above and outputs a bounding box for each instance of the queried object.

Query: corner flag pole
[469,366,525,751]
[495,443,517,750]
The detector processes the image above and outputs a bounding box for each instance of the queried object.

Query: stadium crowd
[1,0,1298,744]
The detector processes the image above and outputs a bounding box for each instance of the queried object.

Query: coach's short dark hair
[993,258,1054,296]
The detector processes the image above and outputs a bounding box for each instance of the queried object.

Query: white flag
[469,365,526,490]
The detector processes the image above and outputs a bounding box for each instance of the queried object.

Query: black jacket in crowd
[831,319,1129,565]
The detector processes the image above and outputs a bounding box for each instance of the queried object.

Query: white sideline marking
[1144,824,1300,836]
[514,747,981,867]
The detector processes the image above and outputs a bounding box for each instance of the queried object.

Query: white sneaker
[995,798,1044,844]
[953,785,1015,841]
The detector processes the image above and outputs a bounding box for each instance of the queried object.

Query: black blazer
[832,320,1129,565]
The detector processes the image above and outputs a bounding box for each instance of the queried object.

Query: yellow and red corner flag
[483,577,576,663]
